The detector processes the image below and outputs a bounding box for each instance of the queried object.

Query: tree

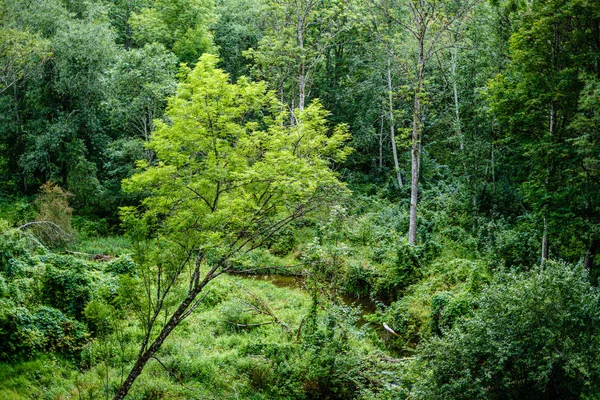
[128,0,217,64]
[246,0,352,115]
[365,0,480,244]
[0,28,47,95]
[106,43,178,144]
[488,0,600,267]
[1,0,119,202]
[114,54,351,399]
[213,0,265,80]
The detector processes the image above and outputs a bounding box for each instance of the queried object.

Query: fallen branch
[234,282,292,334]
[17,220,64,231]
[383,323,399,337]
[225,321,275,328]
[64,250,114,262]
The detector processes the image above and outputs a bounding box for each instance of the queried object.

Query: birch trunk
[541,216,548,265]
[387,59,402,188]
[379,113,384,168]
[297,20,306,112]
[408,34,424,245]
[450,43,463,152]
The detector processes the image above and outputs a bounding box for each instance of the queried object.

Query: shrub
[0,302,88,360]
[104,255,136,275]
[373,241,421,300]
[416,261,600,399]
[429,291,470,336]
[41,255,92,319]
[0,224,39,278]
[32,182,73,248]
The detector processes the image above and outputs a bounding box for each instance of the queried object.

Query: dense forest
[1,0,599,398]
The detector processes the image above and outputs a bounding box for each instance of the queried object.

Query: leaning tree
[114,54,351,399]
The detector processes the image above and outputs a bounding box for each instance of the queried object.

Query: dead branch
[383,322,400,336]
[17,220,73,246]
[225,321,275,328]
[234,283,292,334]
[18,220,64,231]
[64,250,114,262]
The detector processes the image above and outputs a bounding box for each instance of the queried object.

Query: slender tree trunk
[408,35,425,245]
[13,84,26,192]
[113,273,213,400]
[379,113,384,168]
[450,43,463,152]
[299,67,306,112]
[297,21,306,112]
[387,59,402,187]
[541,215,548,265]
[491,123,496,195]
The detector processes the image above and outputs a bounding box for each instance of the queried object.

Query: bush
[429,291,470,337]
[32,182,73,248]
[415,261,600,399]
[104,255,136,275]
[41,255,92,319]
[373,241,421,300]
[0,224,39,278]
[0,302,88,360]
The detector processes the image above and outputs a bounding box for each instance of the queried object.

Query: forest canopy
[0,0,599,398]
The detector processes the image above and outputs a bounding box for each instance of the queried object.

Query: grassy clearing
[0,273,384,399]
[71,236,132,257]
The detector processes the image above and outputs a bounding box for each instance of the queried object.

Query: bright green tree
[115,53,351,399]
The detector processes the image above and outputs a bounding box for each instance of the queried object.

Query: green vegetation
[0,0,599,398]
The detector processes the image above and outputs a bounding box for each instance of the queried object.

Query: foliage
[128,0,217,64]
[0,0,598,398]
[40,255,92,319]
[122,53,351,250]
[0,224,91,361]
[30,182,73,247]
[0,304,88,360]
[415,261,600,399]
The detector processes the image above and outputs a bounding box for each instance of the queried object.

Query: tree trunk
[299,67,306,112]
[297,21,306,112]
[408,35,425,245]
[13,84,26,193]
[113,284,207,400]
[450,43,463,152]
[387,59,402,187]
[379,113,384,168]
[541,215,548,265]
[491,130,496,195]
